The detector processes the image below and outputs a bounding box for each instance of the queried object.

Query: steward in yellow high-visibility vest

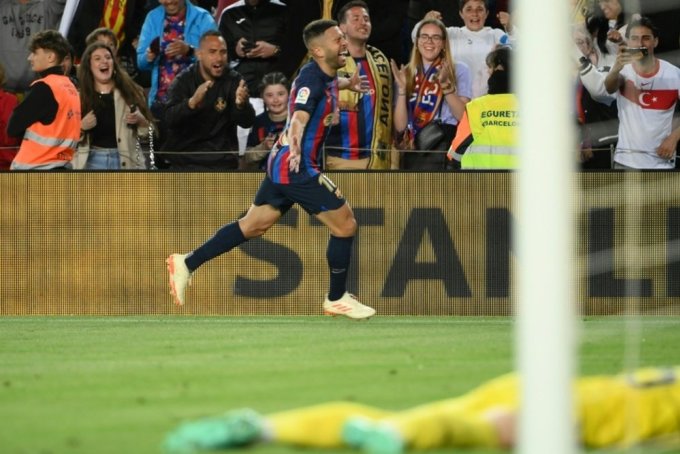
[8,30,81,170]
[447,47,518,170]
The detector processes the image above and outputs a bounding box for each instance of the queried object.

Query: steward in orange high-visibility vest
[8,30,81,170]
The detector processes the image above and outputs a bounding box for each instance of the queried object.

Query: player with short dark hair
[166,19,375,319]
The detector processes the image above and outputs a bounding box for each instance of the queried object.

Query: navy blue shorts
[253,174,346,215]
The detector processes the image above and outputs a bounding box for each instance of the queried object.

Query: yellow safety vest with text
[462,93,518,169]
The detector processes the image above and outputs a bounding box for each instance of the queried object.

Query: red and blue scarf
[407,59,445,140]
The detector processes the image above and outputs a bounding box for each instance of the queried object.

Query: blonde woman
[75,42,154,169]
[390,18,471,169]
[420,0,517,99]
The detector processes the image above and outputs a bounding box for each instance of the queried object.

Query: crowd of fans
[0,0,678,171]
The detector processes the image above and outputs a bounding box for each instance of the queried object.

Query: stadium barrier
[1,171,679,316]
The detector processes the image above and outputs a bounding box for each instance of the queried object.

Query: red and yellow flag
[100,0,128,45]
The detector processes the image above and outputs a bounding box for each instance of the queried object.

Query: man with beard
[162,30,255,169]
[166,20,376,319]
[324,1,393,170]
[137,0,217,151]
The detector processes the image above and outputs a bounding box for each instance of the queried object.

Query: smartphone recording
[149,37,161,54]
[623,47,648,56]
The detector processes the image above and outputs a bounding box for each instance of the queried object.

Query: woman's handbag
[404,121,457,170]
[414,120,448,151]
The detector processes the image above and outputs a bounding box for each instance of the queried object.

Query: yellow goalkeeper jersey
[391,367,680,450]
[576,366,680,447]
[268,367,680,450]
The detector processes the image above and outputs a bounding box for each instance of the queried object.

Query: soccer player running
[166,19,375,319]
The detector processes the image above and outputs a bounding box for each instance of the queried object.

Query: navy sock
[326,235,354,301]
[185,222,247,272]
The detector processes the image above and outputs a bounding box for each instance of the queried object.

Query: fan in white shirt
[604,17,680,169]
[413,0,517,99]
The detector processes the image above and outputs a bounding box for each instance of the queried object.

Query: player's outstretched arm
[287,110,310,172]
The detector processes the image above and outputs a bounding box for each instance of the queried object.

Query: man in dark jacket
[162,30,255,170]
[218,0,286,95]
[218,0,286,152]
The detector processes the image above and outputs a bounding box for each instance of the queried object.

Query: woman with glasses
[417,0,516,99]
[390,18,472,170]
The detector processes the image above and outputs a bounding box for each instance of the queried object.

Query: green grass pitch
[1,316,680,454]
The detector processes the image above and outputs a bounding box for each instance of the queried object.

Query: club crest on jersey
[214,97,227,112]
[295,87,311,104]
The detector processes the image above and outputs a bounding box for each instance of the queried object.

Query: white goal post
[515,0,577,452]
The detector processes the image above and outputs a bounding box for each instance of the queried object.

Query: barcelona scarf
[365,45,393,169]
[321,0,334,19]
[336,46,393,169]
[405,59,445,147]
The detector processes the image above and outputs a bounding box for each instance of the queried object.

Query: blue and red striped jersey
[246,112,286,170]
[266,61,338,184]
[325,58,376,160]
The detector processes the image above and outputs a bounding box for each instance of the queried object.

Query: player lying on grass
[163,366,680,453]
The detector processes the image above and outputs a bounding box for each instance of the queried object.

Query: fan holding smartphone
[136,0,217,153]
[218,1,287,152]
[622,47,648,56]
[604,16,680,170]
[149,37,161,56]
[240,39,256,55]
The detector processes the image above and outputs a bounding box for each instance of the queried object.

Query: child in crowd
[242,72,289,170]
